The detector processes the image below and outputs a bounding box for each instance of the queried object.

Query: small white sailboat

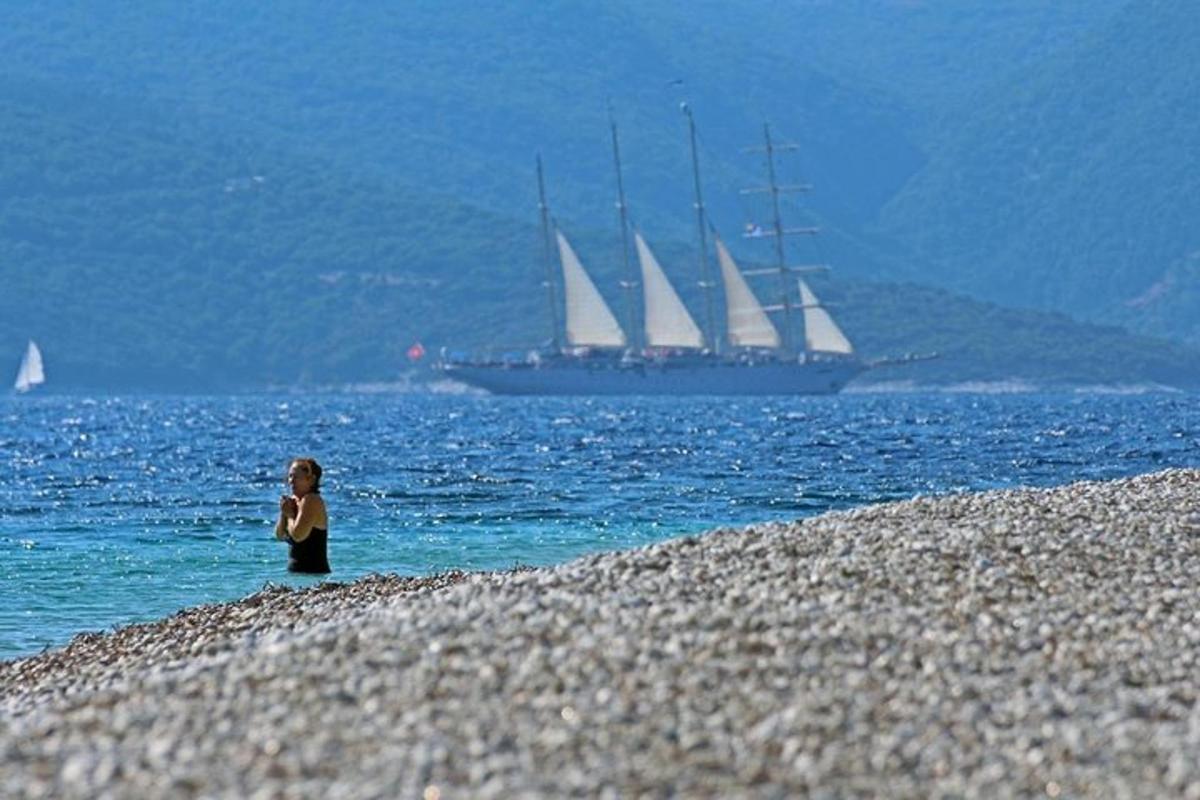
[13,340,45,393]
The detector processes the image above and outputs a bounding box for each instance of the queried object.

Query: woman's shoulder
[297,493,327,514]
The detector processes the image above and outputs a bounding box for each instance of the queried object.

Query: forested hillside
[0,79,539,386]
[878,0,1200,344]
[0,2,882,246]
[3,0,1197,390]
[0,1,1127,251]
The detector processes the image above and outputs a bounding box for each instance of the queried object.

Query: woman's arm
[287,495,324,542]
[275,496,296,540]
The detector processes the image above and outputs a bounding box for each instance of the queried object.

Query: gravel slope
[3,469,1200,798]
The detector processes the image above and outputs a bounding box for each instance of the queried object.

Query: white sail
[799,280,854,354]
[715,237,781,348]
[634,231,704,349]
[557,231,627,348]
[14,340,45,393]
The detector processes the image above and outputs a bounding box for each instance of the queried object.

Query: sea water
[2,392,1198,659]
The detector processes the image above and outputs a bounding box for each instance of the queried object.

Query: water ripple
[1,392,1198,658]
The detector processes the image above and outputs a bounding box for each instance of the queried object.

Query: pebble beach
[3,468,1200,797]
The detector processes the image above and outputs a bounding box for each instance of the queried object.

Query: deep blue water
[2,392,1198,659]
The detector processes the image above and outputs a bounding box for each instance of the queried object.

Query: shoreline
[3,381,1194,397]
[3,469,1200,796]
[0,572,474,715]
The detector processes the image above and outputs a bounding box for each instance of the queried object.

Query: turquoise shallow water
[2,392,1198,659]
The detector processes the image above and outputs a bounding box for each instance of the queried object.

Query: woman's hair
[289,457,323,493]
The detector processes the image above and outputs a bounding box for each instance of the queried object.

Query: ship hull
[439,357,866,396]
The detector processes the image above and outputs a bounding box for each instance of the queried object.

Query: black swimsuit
[287,527,331,574]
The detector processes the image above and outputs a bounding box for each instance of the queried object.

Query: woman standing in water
[275,457,331,574]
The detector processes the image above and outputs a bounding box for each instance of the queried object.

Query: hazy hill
[0,2,1149,266]
[0,2,1124,245]
[0,77,538,387]
[635,2,1129,136]
[4,0,1198,390]
[2,81,1196,392]
[0,1,918,239]
[877,0,1200,344]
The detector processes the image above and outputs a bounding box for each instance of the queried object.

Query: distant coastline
[845,378,1187,395]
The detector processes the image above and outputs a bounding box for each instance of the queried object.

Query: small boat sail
[13,340,45,393]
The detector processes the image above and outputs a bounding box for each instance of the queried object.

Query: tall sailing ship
[440,109,890,396]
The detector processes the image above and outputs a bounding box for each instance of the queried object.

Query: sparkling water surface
[2,392,1198,659]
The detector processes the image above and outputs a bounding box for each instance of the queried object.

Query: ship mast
[764,125,794,353]
[535,154,561,350]
[681,103,718,353]
[609,111,640,349]
[741,123,818,355]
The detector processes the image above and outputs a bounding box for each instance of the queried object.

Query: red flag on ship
[406,341,426,361]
